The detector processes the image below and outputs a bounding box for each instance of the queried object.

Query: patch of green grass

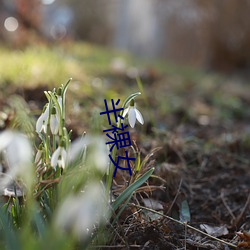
[0,45,70,86]
[0,42,124,87]
[62,42,132,75]
[1,41,249,129]
[0,42,208,88]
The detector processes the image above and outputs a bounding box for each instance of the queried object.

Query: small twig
[34,180,59,198]
[39,177,60,184]
[233,192,250,227]
[221,190,236,221]
[184,221,187,250]
[89,245,141,248]
[106,220,128,247]
[166,178,183,215]
[135,185,165,193]
[130,203,237,249]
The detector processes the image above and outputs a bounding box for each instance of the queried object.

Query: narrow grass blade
[0,208,21,250]
[112,192,133,225]
[112,167,154,211]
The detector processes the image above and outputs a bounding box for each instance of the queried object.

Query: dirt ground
[102,71,250,249]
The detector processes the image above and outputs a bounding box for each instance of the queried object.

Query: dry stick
[234,192,250,227]
[166,178,183,215]
[221,190,236,221]
[89,244,141,249]
[39,177,60,184]
[130,203,238,249]
[108,217,128,247]
[184,221,187,250]
[34,179,59,198]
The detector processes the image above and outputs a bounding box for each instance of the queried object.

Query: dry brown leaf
[237,231,250,248]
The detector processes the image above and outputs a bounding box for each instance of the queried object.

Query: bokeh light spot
[4,17,19,32]
[41,0,55,5]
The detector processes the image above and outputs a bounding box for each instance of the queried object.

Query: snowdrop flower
[0,130,33,190]
[89,136,109,172]
[54,182,109,240]
[36,103,50,133]
[67,135,109,173]
[50,106,59,135]
[51,143,67,169]
[67,136,87,164]
[123,99,144,128]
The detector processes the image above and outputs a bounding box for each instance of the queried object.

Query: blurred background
[1,0,250,73]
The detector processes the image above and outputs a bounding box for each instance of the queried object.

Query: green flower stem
[52,134,56,152]
[44,139,49,165]
[63,127,70,150]
[106,111,123,196]
[48,92,62,135]
[106,92,141,196]
[45,96,53,164]
[61,78,71,127]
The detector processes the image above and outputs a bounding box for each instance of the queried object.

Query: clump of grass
[0,79,154,249]
[0,45,85,86]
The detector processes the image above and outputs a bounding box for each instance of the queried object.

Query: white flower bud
[50,106,59,135]
[123,100,144,128]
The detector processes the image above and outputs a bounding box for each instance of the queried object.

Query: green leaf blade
[112,167,154,211]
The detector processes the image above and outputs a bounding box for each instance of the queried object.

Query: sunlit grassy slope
[0,41,249,135]
[0,42,131,87]
[0,42,205,87]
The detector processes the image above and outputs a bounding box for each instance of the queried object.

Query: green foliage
[0,46,70,86]
[112,167,154,212]
[0,80,153,249]
[0,43,130,87]
[7,95,35,136]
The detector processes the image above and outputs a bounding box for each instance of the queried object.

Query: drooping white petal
[0,130,13,151]
[36,104,50,134]
[41,122,47,133]
[57,96,63,112]
[128,107,136,128]
[67,137,87,163]
[51,147,61,168]
[55,182,109,240]
[44,103,50,117]
[0,131,33,190]
[92,136,109,172]
[68,135,108,172]
[135,108,144,125]
[50,114,59,135]
[59,148,67,169]
[57,158,65,169]
[51,147,67,169]
[122,107,129,118]
[36,113,45,133]
[5,133,32,170]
